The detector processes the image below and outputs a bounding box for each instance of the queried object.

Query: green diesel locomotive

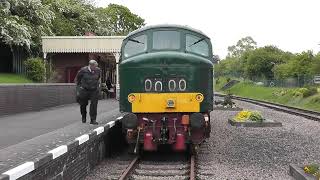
[120,24,213,153]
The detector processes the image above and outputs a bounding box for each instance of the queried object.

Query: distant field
[0,73,33,83]
[216,77,320,112]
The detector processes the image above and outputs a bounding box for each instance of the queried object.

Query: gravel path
[85,99,320,180]
[197,99,320,179]
[85,151,135,180]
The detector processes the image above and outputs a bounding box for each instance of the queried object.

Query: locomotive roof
[125,24,210,39]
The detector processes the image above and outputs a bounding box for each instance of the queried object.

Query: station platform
[0,99,120,173]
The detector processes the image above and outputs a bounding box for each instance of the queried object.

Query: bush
[249,111,264,122]
[303,87,318,97]
[24,57,45,82]
[311,96,320,103]
[293,87,318,98]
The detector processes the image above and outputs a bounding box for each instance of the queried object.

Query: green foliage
[273,51,315,80]
[303,87,317,97]
[214,57,243,77]
[46,0,100,36]
[216,36,319,82]
[96,4,145,36]
[227,36,257,58]
[304,164,319,175]
[292,87,317,98]
[249,111,264,122]
[24,57,45,82]
[0,0,55,53]
[243,46,290,79]
[219,80,320,112]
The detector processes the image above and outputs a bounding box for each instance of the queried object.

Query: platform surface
[0,99,120,173]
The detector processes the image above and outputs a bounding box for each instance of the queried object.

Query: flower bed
[304,164,320,179]
[228,110,282,127]
[290,164,319,180]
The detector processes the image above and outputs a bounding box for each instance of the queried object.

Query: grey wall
[0,84,77,116]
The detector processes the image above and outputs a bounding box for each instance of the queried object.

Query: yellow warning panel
[128,93,203,113]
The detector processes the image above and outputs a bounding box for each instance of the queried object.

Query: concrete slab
[228,118,282,127]
[0,99,121,173]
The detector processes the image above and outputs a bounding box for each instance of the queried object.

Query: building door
[66,66,81,83]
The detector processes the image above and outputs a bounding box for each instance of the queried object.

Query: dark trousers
[79,88,99,121]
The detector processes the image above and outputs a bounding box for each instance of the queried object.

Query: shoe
[82,116,86,123]
[90,120,98,125]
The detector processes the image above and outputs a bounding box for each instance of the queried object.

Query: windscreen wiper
[189,38,205,47]
[128,38,144,44]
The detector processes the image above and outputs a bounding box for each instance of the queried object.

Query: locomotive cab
[119,25,213,153]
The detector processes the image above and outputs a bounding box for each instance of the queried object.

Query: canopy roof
[42,36,125,53]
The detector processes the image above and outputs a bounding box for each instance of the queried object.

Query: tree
[227,36,257,58]
[1,0,145,57]
[311,53,320,75]
[242,46,290,80]
[43,0,100,36]
[96,4,145,36]
[0,0,55,55]
[214,57,243,77]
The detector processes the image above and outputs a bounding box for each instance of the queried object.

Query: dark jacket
[75,66,101,90]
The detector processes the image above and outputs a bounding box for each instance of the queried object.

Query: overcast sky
[97,0,320,58]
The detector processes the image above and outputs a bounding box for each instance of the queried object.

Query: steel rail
[119,156,139,180]
[190,155,196,180]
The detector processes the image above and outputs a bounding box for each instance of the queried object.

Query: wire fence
[252,77,316,88]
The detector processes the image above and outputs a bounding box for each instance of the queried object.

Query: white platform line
[3,162,34,180]
[107,121,115,128]
[48,145,68,159]
[116,116,123,120]
[94,127,104,135]
[75,134,89,145]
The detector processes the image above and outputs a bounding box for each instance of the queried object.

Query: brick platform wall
[0,84,77,116]
[0,120,126,180]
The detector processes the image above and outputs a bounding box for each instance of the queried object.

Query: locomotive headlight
[195,93,204,102]
[128,94,136,103]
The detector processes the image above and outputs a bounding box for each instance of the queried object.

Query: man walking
[75,60,101,125]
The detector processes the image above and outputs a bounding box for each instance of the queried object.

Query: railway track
[119,152,196,180]
[215,93,320,121]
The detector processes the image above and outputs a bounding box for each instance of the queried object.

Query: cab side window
[186,34,209,57]
[124,34,147,58]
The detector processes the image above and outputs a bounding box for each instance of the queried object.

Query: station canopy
[42,36,125,54]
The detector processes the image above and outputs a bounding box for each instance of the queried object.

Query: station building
[42,35,124,83]
[41,35,125,98]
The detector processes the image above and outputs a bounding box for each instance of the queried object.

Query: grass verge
[215,77,320,112]
[0,73,33,83]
